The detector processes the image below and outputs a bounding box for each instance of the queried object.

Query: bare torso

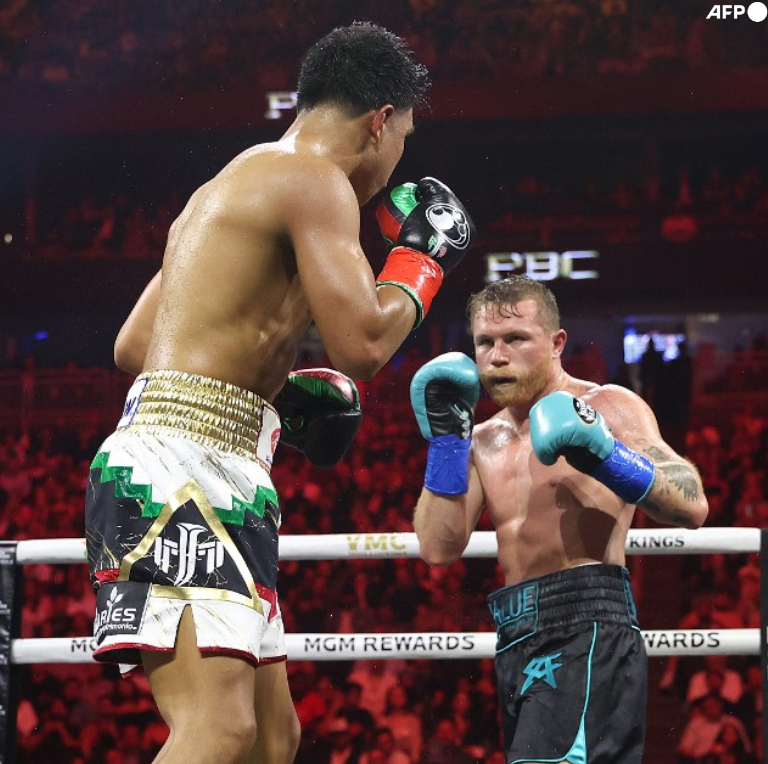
[144,144,319,401]
[472,378,636,586]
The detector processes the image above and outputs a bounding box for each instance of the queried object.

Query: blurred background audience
[2,1,768,762]
[2,345,767,762]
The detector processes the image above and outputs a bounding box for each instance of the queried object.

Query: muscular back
[472,379,636,586]
[145,145,326,401]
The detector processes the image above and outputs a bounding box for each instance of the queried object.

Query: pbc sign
[265,91,298,119]
[485,250,599,283]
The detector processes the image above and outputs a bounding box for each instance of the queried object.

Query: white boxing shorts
[85,370,287,673]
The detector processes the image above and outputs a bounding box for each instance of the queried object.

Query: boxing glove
[529,391,655,504]
[376,177,475,327]
[410,352,480,494]
[273,368,362,468]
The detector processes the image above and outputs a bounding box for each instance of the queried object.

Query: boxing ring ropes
[1,526,768,761]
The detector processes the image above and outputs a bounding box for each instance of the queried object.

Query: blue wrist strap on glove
[425,434,471,495]
[591,440,656,504]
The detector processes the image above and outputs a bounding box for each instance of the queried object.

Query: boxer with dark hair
[85,22,473,764]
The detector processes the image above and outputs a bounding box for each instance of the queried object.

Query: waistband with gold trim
[117,369,281,471]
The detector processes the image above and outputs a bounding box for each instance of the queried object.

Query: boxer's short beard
[483,357,551,408]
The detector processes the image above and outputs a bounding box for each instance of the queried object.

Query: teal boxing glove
[410,352,480,494]
[529,391,655,504]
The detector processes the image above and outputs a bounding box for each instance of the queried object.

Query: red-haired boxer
[411,276,708,764]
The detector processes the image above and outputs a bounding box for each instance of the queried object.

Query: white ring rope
[10,629,760,665]
[7,527,762,664]
[13,527,762,565]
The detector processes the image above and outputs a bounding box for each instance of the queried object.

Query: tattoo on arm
[644,445,673,461]
[658,463,700,502]
[635,440,704,525]
[642,444,701,502]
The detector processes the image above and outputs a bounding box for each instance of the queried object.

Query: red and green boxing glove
[273,369,362,469]
[375,177,475,327]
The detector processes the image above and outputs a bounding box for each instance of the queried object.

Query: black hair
[297,22,430,115]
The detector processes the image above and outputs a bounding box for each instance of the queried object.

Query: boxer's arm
[625,432,708,529]
[287,166,417,380]
[114,270,161,375]
[414,459,485,566]
[285,161,472,381]
[601,387,707,528]
[540,386,708,528]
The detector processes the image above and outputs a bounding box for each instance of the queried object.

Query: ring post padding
[1,542,21,764]
[761,529,768,761]
[13,527,763,565]
[15,538,87,566]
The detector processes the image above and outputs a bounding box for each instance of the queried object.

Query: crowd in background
[1,0,767,90]
[4,151,768,265]
[2,345,767,763]
[74,164,768,258]
[3,1,768,269]
[2,2,768,761]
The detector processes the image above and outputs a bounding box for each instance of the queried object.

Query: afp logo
[706,2,767,19]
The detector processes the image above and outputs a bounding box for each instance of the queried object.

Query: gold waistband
[121,370,279,466]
